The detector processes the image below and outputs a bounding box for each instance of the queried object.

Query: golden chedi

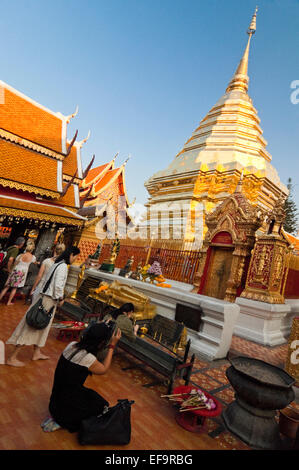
[142,8,287,248]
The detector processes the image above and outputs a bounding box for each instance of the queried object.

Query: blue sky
[1,0,299,208]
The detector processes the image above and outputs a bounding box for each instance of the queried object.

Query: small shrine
[240,195,292,304]
[193,176,265,302]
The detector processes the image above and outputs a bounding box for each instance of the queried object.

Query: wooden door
[202,247,234,299]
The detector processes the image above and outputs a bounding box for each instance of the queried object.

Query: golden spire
[226,7,258,93]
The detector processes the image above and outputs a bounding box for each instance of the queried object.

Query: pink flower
[148,261,162,276]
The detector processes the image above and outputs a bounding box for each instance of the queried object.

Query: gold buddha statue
[89,280,156,321]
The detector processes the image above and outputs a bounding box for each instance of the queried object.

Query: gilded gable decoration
[193,176,265,302]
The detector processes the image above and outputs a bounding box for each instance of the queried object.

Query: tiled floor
[0,299,297,451]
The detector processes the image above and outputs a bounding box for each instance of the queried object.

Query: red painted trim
[211,231,233,245]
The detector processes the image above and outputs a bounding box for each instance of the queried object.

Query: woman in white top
[30,243,65,305]
[6,246,80,367]
[0,240,36,306]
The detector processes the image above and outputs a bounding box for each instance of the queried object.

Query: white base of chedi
[234,297,297,347]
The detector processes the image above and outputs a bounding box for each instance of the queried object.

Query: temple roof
[0,80,90,219]
[0,139,60,198]
[0,193,86,226]
[92,168,123,196]
[63,144,80,178]
[78,157,131,218]
[81,161,115,188]
[284,232,299,255]
[80,165,126,200]
[0,81,64,154]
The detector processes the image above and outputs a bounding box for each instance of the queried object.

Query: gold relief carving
[241,235,290,304]
[249,244,272,287]
[219,217,231,231]
[224,253,246,302]
[271,247,284,289]
[234,255,246,286]
[0,207,84,226]
[193,252,207,287]
[0,178,59,199]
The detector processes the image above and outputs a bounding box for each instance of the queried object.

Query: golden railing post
[145,239,153,265]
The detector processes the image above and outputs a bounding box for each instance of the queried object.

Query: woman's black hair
[112,302,134,320]
[55,246,80,265]
[74,323,112,356]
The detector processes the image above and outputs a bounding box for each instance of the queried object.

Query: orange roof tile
[63,144,79,177]
[55,183,77,209]
[285,232,299,254]
[0,195,85,226]
[81,163,113,188]
[93,168,121,195]
[0,85,63,153]
[0,139,59,197]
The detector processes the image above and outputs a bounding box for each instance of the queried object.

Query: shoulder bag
[25,262,63,330]
[78,399,135,445]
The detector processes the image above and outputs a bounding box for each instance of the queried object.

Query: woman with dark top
[42,322,121,433]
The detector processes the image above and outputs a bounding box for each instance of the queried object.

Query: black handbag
[25,262,63,330]
[25,297,54,330]
[78,399,134,446]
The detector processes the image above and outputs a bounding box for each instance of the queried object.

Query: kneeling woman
[44,323,121,433]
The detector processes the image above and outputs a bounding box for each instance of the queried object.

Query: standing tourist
[0,237,25,291]
[30,243,65,305]
[6,246,80,367]
[0,240,36,305]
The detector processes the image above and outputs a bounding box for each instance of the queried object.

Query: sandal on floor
[42,418,61,432]
[41,416,52,428]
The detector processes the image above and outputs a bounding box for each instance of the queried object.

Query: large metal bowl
[229,356,295,389]
[226,357,295,410]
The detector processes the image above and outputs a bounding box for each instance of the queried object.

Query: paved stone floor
[0,298,298,451]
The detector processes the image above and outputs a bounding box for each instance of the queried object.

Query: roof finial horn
[66,105,79,123]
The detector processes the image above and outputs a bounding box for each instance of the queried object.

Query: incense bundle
[161,388,216,412]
